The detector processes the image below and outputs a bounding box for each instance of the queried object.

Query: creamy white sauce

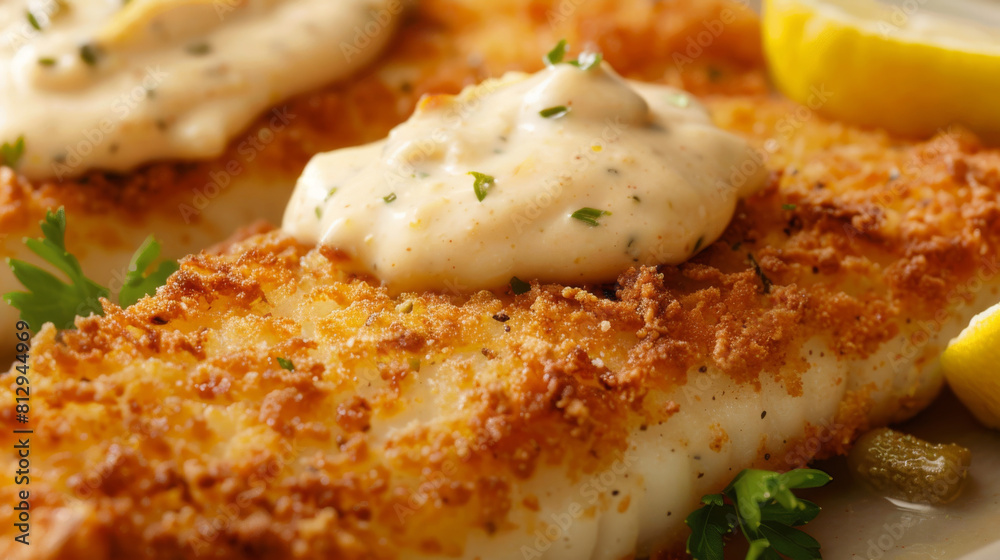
[283,62,767,292]
[0,0,403,179]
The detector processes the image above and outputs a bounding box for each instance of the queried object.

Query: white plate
[958,541,1000,560]
[795,390,1000,560]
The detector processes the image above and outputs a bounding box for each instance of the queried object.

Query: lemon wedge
[762,0,1000,139]
[98,0,246,46]
[941,302,1000,430]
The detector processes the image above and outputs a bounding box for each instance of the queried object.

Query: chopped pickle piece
[847,427,972,505]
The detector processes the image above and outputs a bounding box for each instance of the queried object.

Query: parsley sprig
[571,207,610,227]
[26,11,42,31]
[686,468,831,560]
[119,234,180,308]
[544,40,603,70]
[1,136,25,169]
[468,171,494,202]
[539,105,570,119]
[3,208,179,332]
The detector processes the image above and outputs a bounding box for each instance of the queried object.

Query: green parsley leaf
[276,357,294,371]
[185,42,211,56]
[383,192,397,203]
[510,276,531,295]
[3,207,178,333]
[544,39,569,66]
[731,469,803,530]
[38,57,57,66]
[4,208,108,332]
[746,539,776,560]
[782,204,798,211]
[757,498,821,527]
[571,207,610,227]
[685,468,831,560]
[468,171,494,202]
[667,92,691,108]
[544,40,603,71]
[1,136,25,168]
[756,519,822,560]
[571,50,603,70]
[694,235,705,253]
[685,494,736,560]
[118,235,180,308]
[539,105,570,119]
[26,11,41,31]
[79,43,101,66]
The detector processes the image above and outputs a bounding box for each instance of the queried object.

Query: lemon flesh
[762,0,1000,139]
[941,302,1000,430]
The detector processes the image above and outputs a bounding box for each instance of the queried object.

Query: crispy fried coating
[1,115,999,557]
[2,1,1000,559]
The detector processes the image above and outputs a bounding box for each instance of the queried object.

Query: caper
[847,427,972,505]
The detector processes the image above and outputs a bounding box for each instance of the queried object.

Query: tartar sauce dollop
[0,0,402,178]
[283,56,767,291]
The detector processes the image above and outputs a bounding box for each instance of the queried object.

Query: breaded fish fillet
[0,0,763,336]
[2,97,999,559]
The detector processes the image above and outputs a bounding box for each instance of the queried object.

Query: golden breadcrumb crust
[2,0,1000,559]
[1,120,999,558]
